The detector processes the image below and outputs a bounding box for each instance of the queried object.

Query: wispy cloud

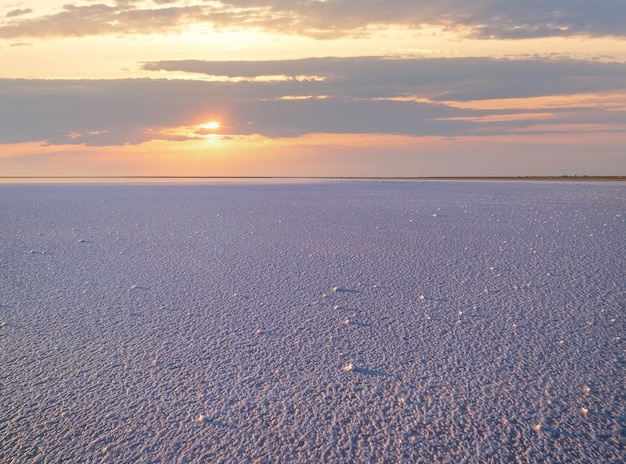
[5,8,32,18]
[1,56,625,146]
[0,3,207,38]
[1,1,624,40]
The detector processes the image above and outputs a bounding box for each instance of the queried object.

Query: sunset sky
[1,1,625,177]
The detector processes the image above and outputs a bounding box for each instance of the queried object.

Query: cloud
[0,3,208,38]
[6,8,32,18]
[0,77,467,145]
[1,57,625,146]
[247,0,626,39]
[142,56,626,101]
[0,1,624,40]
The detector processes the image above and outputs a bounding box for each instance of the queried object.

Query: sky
[1,1,626,177]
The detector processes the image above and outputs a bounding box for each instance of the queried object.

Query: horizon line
[1,175,625,181]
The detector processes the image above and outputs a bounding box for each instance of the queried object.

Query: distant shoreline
[1,175,624,182]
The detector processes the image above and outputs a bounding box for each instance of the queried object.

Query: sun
[189,120,222,140]
[202,121,220,130]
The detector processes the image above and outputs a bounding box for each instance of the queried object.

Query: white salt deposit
[0,181,624,462]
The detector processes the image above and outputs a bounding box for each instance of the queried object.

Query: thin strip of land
[1,175,624,181]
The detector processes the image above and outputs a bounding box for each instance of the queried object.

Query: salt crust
[0,181,624,462]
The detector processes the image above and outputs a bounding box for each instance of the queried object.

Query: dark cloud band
[1,57,625,146]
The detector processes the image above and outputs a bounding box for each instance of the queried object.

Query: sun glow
[202,121,221,130]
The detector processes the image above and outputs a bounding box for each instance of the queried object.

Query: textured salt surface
[1,181,624,463]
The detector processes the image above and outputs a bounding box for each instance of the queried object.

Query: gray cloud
[232,0,626,39]
[6,8,32,18]
[0,1,624,40]
[1,57,625,146]
[143,56,626,101]
[0,78,468,145]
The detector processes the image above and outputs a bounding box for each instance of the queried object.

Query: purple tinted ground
[1,181,624,463]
